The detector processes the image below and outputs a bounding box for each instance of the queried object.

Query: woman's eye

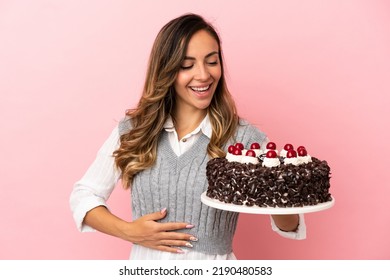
[180,65,193,70]
[207,61,218,65]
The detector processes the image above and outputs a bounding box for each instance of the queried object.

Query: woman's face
[173,29,221,115]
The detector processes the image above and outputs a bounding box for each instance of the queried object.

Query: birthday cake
[206,142,332,208]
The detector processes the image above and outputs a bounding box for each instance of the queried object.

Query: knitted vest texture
[119,119,266,255]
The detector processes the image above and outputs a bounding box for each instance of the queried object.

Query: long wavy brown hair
[114,13,239,188]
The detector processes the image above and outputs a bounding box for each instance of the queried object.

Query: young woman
[70,13,306,260]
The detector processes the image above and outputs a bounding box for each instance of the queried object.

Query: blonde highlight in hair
[114,14,238,188]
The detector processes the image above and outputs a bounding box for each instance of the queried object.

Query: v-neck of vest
[160,131,209,169]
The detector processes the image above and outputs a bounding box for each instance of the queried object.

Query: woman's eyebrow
[183,51,219,60]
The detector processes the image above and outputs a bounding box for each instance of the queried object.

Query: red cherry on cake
[297,145,306,152]
[284,143,294,151]
[297,148,308,157]
[266,150,277,158]
[245,149,256,157]
[250,142,261,150]
[287,150,297,158]
[228,145,236,154]
[232,147,242,155]
[235,142,244,150]
[266,142,276,150]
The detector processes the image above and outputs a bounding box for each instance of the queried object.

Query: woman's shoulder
[238,118,252,127]
[237,118,266,134]
[118,115,133,136]
[236,118,267,143]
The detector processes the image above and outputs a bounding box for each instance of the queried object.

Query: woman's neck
[171,109,207,140]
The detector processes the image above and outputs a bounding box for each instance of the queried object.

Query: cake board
[201,192,335,214]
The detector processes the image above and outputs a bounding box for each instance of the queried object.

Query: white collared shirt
[163,114,212,156]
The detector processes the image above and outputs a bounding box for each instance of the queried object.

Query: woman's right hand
[84,206,197,254]
[122,208,197,253]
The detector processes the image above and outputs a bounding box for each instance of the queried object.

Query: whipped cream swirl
[262,157,280,167]
[298,155,312,164]
[241,155,259,164]
[252,149,263,157]
[279,149,289,158]
[226,153,242,163]
[284,157,300,166]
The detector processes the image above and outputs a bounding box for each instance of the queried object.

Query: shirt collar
[163,114,212,139]
[163,116,175,131]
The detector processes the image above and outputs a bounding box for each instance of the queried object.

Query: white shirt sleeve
[270,214,306,240]
[69,125,121,232]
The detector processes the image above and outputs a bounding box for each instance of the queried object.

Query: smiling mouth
[190,84,211,92]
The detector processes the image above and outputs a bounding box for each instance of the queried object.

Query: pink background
[1,0,389,259]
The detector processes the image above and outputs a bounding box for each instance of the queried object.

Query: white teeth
[190,85,210,92]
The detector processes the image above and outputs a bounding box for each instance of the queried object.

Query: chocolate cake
[206,142,332,208]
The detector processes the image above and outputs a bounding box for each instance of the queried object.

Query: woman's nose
[195,64,211,80]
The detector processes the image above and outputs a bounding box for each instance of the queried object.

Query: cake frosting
[206,142,332,208]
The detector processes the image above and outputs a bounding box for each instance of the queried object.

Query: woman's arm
[84,206,197,253]
[70,125,196,253]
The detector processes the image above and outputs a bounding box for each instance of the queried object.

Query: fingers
[148,229,198,254]
[134,231,197,254]
[143,237,196,254]
[159,239,194,249]
[132,208,199,253]
[159,222,194,231]
[157,231,197,242]
[141,208,168,221]
[141,208,194,232]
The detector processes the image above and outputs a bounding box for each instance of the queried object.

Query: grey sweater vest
[119,118,266,255]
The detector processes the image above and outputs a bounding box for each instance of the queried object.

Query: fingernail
[177,249,185,254]
[189,236,198,242]
[185,242,193,248]
[185,224,195,229]
[160,208,167,214]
